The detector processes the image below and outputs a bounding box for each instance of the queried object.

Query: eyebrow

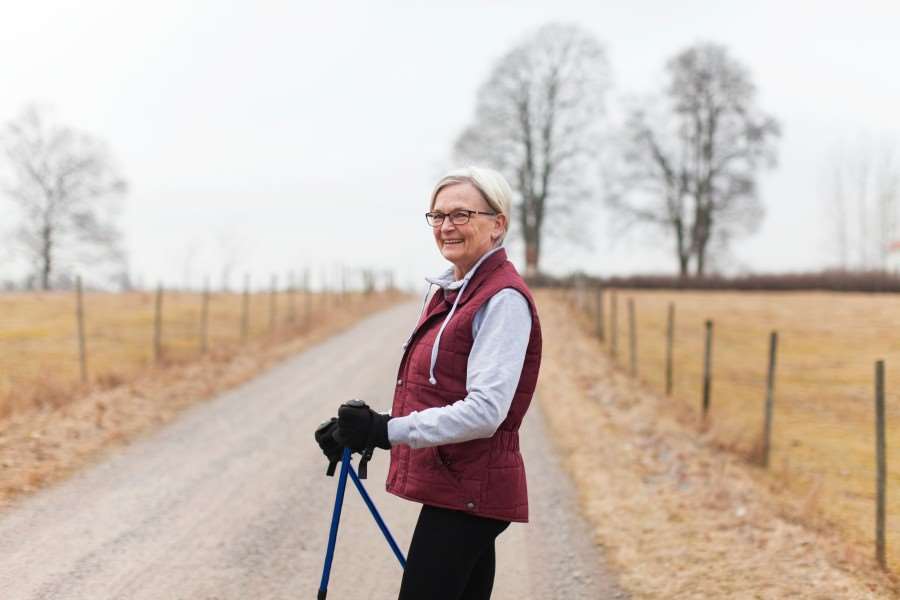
[430,205,479,213]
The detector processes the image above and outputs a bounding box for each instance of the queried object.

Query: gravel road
[0,302,626,599]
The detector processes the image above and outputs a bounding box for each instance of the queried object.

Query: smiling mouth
[442,240,463,246]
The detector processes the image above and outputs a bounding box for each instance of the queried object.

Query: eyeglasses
[425,209,497,227]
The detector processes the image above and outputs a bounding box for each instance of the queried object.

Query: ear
[492,213,508,242]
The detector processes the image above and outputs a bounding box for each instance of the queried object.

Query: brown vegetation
[592,288,900,574]
[530,270,900,292]
[535,289,899,598]
[0,288,364,417]
[0,289,403,509]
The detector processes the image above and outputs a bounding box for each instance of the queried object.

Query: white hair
[429,166,513,245]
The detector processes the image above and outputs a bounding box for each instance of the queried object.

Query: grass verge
[0,292,403,510]
[535,289,898,598]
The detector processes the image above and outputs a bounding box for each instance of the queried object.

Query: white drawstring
[427,277,469,385]
[426,247,502,386]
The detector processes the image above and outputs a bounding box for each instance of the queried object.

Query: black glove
[334,399,392,451]
[314,417,343,476]
[334,399,392,479]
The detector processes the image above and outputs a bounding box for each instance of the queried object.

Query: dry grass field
[0,287,403,508]
[535,289,898,597]
[0,288,358,418]
[569,286,900,575]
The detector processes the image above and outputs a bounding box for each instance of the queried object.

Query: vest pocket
[434,447,488,510]
[432,447,463,487]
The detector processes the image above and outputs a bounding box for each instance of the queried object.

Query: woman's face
[431,182,506,279]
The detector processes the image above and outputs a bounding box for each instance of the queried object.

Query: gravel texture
[0,301,625,599]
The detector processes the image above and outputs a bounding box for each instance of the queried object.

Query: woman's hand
[314,417,343,476]
[334,399,392,452]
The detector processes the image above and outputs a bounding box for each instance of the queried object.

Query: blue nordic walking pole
[348,465,407,568]
[317,447,406,599]
[318,447,352,600]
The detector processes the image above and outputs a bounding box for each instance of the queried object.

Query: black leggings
[398,505,510,600]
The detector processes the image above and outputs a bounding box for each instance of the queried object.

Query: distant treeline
[527,270,900,293]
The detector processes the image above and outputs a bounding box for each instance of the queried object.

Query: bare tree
[826,135,900,270]
[876,144,900,270]
[1,105,127,290]
[826,151,849,269]
[453,22,610,276]
[609,43,780,277]
[179,239,202,291]
[215,226,250,292]
[0,204,17,283]
[606,102,694,274]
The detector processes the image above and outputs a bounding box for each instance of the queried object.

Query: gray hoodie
[387,248,532,449]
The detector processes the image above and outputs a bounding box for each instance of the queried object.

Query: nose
[439,217,458,235]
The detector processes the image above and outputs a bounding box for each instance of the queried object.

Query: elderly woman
[320,166,542,600]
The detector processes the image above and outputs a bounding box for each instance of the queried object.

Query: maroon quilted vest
[385,248,542,522]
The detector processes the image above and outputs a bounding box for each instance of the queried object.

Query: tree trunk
[675,217,690,278]
[524,246,538,277]
[695,219,707,276]
[519,187,542,277]
[695,224,710,276]
[524,234,540,277]
[678,253,690,278]
[41,224,53,291]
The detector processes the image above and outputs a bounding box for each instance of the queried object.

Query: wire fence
[0,269,400,419]
[566,282,899,573]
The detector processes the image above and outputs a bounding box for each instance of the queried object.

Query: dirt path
[0,302,625,599]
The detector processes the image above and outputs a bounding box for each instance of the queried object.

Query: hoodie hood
[402,246,504,385]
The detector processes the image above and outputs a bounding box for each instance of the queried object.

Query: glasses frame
[425,209,497,227]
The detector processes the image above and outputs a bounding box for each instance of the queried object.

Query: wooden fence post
[665,302,675,396]
[628,298,637,377]
[702,319,713,419]
[596,287,605,341]
[761,331,778,467]
[582,278,589,314]
[200,279,210,354]
[610,291,619,360]
[75,276,88,383]
[304,268,312,327]
[154,283,163,363]
[288,270,297,324]
[875,359,887,569]
[269,274,277,334]
[241,274,250,344]
[578,277,586,314]
[575,280,580,309]
[320,268,328,313]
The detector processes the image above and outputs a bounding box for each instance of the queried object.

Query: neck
[452,246,503,281]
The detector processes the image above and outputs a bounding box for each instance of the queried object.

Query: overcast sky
[1,0,899,289]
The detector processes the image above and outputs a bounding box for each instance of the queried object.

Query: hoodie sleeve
[387,288,531,449]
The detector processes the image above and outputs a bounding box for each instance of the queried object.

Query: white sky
[1,0,899,289]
